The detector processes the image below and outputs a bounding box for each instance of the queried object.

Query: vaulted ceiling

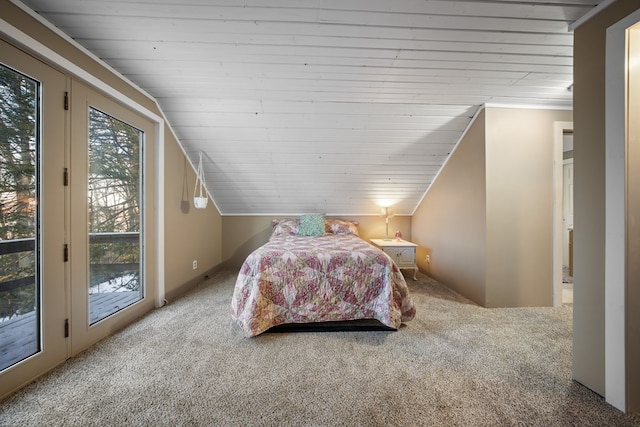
[18,0,598,215]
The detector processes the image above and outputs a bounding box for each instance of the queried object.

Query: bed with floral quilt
[231,216,416,337]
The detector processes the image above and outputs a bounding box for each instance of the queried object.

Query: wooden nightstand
[370,239,418,280]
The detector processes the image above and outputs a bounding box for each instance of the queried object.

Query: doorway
[553,121,573,307]
[562,131,574,304]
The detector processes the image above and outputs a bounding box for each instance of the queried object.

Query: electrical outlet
[192,260,198,270]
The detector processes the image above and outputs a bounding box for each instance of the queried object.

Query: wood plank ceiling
[18,0,599,216]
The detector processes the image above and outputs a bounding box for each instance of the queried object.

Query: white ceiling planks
[17,0,598,215]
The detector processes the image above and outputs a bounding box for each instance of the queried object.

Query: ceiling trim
[0,17,162,124]
[9,0,156,101]
[484,102,573,111]
[569,0,616,31]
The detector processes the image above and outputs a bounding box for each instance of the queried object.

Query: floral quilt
[231,234,416,337]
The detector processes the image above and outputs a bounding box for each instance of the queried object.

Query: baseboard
[164,263,225,303]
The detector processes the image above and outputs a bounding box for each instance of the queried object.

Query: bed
[231,217,416,337]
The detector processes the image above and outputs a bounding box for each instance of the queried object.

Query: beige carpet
[0,270,638,426]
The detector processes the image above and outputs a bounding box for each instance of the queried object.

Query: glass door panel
[0,63,40,371]
[1,38,67,400]
[88,108,143,324]
[70,80,154,356]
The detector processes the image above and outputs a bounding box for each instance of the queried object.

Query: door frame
[553,121,573,307]
[562,158,574,270]
[69,81,158,354]
[605,10,640,414]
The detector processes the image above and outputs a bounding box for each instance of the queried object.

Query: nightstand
[370,239,418,280]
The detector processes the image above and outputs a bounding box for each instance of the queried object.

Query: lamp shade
[379,206,394,239]
[380,206,394,219]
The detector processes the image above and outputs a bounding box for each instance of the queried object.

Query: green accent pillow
[298,214,326,236]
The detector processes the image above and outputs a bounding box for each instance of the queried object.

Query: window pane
[88,107,143,324]
[0,63,40,371]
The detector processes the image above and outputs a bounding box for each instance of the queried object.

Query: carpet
[0,270,638,426]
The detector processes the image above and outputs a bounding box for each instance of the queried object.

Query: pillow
[271,218,299,236]
[298,214,326,236]
[325,219,359,236]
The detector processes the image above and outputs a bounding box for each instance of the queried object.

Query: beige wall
[485,107,571,307]
[573,0,640,398]
[221,216,273,269]
[1,0,223,300]
[163,135,222,299]
[412,109,487,305]
[222,215,412,269]
[412,107,570,307]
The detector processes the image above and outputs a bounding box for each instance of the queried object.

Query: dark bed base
[265,319,396,333]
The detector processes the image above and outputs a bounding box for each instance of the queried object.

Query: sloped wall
[412,109,487,306]
[163,138,222,299]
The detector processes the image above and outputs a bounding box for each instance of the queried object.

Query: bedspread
[231,234,416,336]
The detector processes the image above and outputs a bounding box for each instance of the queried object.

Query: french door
[1,39,156,398]
[0,38,68,398]
[69,81,156,354]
